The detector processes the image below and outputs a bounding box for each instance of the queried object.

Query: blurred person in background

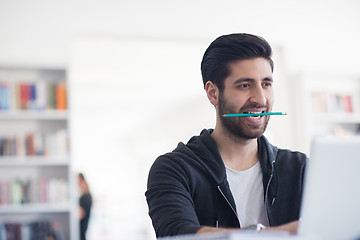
[78,173,92,240]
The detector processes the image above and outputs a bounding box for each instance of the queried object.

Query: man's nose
[249,84,267,105]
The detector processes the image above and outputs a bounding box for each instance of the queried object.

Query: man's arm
[146,156,203,237]
[196,220,299,235]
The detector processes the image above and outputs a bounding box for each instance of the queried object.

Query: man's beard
[218,91,270,140]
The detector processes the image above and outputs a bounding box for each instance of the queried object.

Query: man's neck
[211,126,259,171]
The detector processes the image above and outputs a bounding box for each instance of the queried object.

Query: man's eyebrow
[233,78,254,84]
[264,77,273,82]
[233,77,273,84]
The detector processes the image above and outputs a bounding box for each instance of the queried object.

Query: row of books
[312,91,354,114]
[0,81,67,111]
[0,220,63,240]
[0,177,69,205]
[0,129,68,157]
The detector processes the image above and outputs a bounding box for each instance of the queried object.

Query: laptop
[298,136,360,240]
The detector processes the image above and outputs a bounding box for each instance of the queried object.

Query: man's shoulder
[149,129,223,180]
[155,129,214,161]
[259,135,308,165]
[150,132,203,167]
[155,142,190,163]
[276,147,308,167]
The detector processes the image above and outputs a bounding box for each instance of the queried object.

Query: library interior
[0,1,359,240]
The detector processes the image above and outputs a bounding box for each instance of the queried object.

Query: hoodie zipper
[217,161,276,227]
[217,185,239,226]
[264,160,276,225]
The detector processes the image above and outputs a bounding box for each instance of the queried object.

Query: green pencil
[222,112,287,117]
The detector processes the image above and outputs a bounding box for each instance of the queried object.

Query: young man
[145,33,307,238]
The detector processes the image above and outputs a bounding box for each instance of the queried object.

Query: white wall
[69,36,211,239]
[1,0,360,74]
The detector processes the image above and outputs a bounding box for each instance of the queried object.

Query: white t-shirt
[225,161,269,228]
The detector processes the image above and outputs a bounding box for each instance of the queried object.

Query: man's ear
[205,81,219,106]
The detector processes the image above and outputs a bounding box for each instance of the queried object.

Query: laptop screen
[298,136,360,240]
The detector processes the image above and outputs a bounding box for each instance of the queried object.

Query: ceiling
[0,0,359,75]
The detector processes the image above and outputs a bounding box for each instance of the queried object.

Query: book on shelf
[0,177,69,206]
[4,222,21,240]
[0,83,9,111]
[0,129,68,157]
[312,91,355,114]
[0,81,67,111]
[0,220,63,240]
[55,82,67,110]
[36,81,47,110]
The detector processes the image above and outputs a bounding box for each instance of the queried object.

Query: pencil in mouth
[222,112,287,117]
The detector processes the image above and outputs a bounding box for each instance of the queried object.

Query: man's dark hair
[200,33,273,91]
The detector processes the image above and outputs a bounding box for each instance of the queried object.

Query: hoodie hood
[175,129,277,182]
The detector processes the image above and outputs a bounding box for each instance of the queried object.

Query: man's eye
[263,82,272,87]
[238,84,250,88]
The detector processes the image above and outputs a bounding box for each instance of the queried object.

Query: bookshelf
[0,67,77,239]
[291,72,360,154]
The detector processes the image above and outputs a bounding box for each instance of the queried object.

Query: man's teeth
[245,111,263,118]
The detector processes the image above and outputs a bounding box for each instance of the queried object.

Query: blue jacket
[146,129,307,238]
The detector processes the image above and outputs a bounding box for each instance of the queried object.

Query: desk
[158,232,320,240]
